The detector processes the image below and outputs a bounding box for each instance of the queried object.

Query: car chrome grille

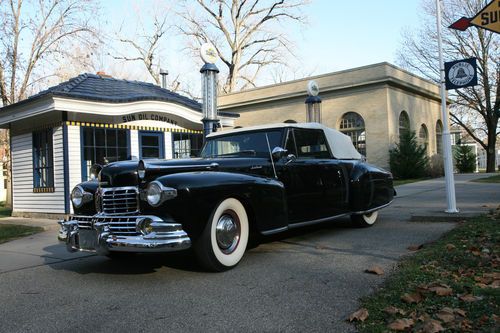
[100,187,138,215]
[74,215,139,236]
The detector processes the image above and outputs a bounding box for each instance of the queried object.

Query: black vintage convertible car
[59,123,394,271]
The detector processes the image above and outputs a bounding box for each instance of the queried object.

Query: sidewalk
[0,216,59,231]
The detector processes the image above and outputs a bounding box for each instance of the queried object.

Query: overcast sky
[99,0,423,89]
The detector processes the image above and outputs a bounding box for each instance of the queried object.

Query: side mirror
[271,147,287,160]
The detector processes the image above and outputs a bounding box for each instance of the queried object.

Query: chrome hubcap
[216,212,240,254]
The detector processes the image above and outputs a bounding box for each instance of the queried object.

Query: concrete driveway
[0,174,498,333]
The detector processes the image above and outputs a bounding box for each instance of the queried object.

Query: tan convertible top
[208,122,363,160]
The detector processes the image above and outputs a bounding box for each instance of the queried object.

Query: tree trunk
[486,132,497,173]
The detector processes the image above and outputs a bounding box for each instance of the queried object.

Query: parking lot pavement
[0,173,498,333]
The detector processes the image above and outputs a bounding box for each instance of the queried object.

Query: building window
[33,129,54,190]
[82,127,130,180]
[339,112,366,156]
[419,124,429,154]
[139,131,164,159]
[399,111,410,141]
[436,120,443,155]
[173,133,203,158]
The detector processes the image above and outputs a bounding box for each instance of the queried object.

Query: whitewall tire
[351,211,378,228]
[194,198,249,271]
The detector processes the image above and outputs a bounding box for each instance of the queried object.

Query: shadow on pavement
[42,243,205,274]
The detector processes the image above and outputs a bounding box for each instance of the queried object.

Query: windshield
[201,130,283,158]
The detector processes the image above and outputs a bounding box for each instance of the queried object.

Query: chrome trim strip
[261,226,288,236]
[352,200,394,215]
[288,213,351,229]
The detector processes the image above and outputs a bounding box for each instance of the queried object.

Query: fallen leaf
[436,307,455,323]
[408,244,423,251]
[483,272,500,279]
[365,266,384,275]
[460,319,472,330]
[453,308,466,317]
[446,244,456,251]
[491,280,500,288]
[471,250,481,256]
[384,306,405,315]
[479,315,489,326]
[388,318,414,331]
[429,286,453,296]
[474,276,493,284]
[421,319,445,333]
[401,292,423,304]
[459,294,483,302]
[348,308,368,322]
[475,282,488,288]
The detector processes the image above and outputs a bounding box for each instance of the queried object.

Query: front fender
[142,172,288,239]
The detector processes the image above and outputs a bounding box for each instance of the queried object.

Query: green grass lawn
[471,174,500,183]
[354,211,500,332]
[0,224,44,244]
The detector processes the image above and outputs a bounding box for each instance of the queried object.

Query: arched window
[419,124,429,154]
[399,111,410,141]
[339,112,366,156]
[436,120,443,155]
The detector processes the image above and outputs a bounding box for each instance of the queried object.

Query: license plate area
[78,229,98,251]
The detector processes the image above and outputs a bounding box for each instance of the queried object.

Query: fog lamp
[139,218,154,235]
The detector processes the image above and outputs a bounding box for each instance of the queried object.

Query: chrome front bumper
[58,215,191,255]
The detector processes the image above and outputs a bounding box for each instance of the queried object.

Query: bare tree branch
[397,0,499,172]
[178,0,309,92]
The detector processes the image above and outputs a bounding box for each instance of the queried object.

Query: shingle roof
[1,73,238,117]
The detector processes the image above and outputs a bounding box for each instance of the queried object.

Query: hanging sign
[444,58,478,90]
[449,0,500,33]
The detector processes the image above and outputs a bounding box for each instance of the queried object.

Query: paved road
[0,174,498,333]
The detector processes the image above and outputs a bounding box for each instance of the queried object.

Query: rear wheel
[351,211,378,227]
[194,198,249,272]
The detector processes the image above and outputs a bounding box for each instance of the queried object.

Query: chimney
[96,71,112,78]
[159,68,168,89]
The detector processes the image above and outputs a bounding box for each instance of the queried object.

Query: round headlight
[71,186,84,208]
[146,182,162,206]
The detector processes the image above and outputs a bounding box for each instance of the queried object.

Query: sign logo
[307,80,320,96]
[200,43,218,64]
[445,58,478,90]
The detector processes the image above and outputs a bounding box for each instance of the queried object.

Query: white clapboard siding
[165,132,173,159]
[12,127,66,213]
[130,130,139,160]
[67,125,81,214]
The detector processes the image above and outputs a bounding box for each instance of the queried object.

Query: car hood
[99,157,272,187]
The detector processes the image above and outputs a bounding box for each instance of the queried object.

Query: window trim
[139,131,165,159]
[32,128,55,192]
[80,127,131,181]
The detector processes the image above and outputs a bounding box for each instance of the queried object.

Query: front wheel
[194,198,249,272]
[351,211,378,228]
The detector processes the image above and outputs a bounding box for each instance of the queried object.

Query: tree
[0,0,100,105]
[112,4,196,96]
[0,0,100,206]
[453,144,476,173]
[389,131,429,179]
[177,0,309,93]
[397,0,499,172]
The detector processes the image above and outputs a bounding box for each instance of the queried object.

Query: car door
[277,128,348,224]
